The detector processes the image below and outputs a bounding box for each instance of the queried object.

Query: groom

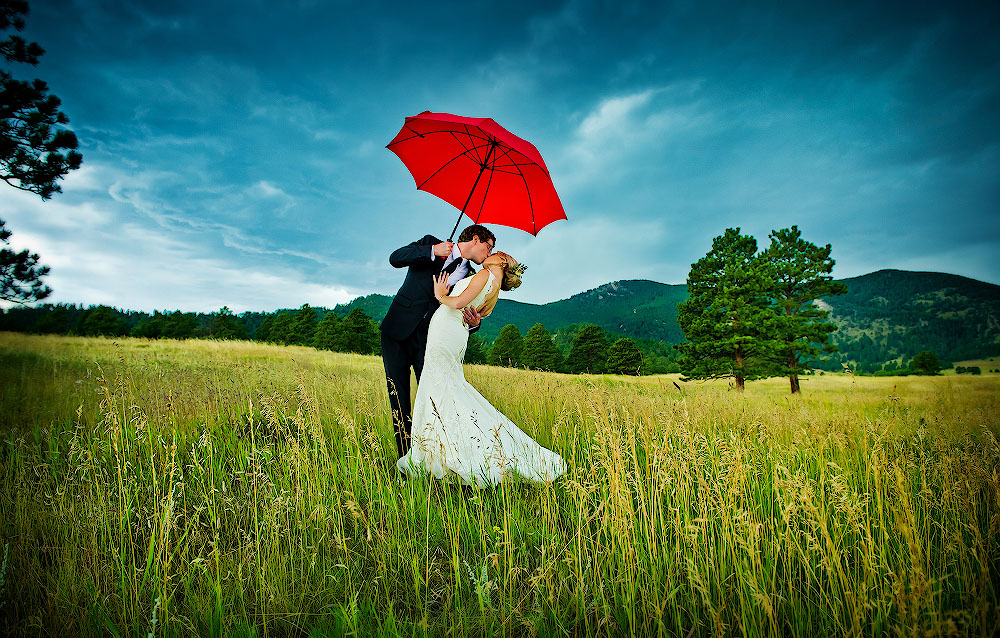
[380,224,497,458]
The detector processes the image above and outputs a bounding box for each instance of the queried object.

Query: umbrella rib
[387,127,493,149]
[489,143,539,234]
[447,130,479,163]
[490,144,541,176]
[505,150,537,235]
[473,153,497,224]
[414,140,494,190]
[484,166,529,176]
[463,124,485,165]
[491,146,548,177]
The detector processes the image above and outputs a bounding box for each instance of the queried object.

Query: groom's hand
[433,241,454,258]
[462,305,482,329]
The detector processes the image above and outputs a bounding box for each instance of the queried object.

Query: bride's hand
[433,271,449,301]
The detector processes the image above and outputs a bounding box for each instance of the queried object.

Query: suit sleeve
[389,235,439,269]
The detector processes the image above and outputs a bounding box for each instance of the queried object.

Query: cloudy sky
[2,0,997,312]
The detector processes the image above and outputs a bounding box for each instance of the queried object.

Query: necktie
[442,258,462,275]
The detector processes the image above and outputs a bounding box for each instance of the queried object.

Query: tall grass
[0,332,997,636]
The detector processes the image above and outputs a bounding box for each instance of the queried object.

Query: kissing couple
[379,224,567,486]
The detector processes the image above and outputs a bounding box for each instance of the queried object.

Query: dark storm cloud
[1,0,995,311]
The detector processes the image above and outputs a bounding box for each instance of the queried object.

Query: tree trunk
[786,352,800,394]
[735,347,745,391]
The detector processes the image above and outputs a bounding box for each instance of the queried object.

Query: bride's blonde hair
[476,253,524,318]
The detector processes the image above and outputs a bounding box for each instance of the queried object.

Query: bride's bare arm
[434,269,489,309]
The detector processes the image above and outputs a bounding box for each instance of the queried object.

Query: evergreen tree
[1,220,49,303]
[77,305,128,336]
[676,228,779,390]
[164,311,198,339]
[910,350,941,375]
[336,307,379,354]
[32,302,68,333]
[607,337,643,375]
[208,306,248,340]
[255,315,275,342]
[566,324,608,374]
[367,319,382,356]
[268,313,293,344]
[521,323,561,371]
[313,311,341,350]
[761,226,847,393]
[1,1,83,303]
[1,0,82,199]
[489,324,523,367]
[287,304,318,346]
[464,334,488,364]
[131,312,158,338]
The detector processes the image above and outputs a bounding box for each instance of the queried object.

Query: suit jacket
[380,235,477,341]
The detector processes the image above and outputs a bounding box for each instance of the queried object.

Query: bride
[396,252,567,486]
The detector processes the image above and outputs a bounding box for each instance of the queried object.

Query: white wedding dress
[397,271,567,485]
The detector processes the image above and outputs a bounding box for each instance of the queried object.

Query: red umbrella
[386,111,566,240]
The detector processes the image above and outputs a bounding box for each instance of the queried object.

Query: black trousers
[381,325,429,458]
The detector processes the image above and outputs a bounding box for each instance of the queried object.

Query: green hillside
[338,270,1000,370]
[820,270,1000,370]
[479,280,688,343]
[334,280,687,344]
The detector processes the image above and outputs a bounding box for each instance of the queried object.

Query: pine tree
[676,228,779,390]
[313,311,341,350]
[607,337,643,375]
[164,311,198,339]
[521,323,562,371]
[1,1,83,303]
[287,304,318,346]
[489,324,523,367]
[910,350,941,375]
[255,315,274,342]
[77,305,128,337]
[0,220,49,303]
[761,226,847,393]
[464,334,488,364]
[33,303,68,334]
[336,307,379,354]
[566,324,608,374]
[268,313,293,344]
[208,306,248,340]
[1,0,82,198]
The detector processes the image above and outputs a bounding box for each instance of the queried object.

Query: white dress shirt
[432,244,471,287]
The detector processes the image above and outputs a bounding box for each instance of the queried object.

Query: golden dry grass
[0,332,997,636]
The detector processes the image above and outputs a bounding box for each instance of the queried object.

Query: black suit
[380,234,477,457]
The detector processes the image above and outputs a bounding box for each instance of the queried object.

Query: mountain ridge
[331,269,1000,369]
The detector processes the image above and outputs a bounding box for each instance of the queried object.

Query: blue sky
[2,0,997,312]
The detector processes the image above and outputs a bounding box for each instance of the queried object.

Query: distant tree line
[0,300,680,375]
[473,321,658,375]
[0,302,382,355]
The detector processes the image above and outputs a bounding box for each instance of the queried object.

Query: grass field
[0,332,998,636]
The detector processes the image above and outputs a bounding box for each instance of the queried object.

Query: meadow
[0,332,997,637]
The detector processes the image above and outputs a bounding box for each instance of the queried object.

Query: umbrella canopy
[386,111,566,239]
